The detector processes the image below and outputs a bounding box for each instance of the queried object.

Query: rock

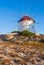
[13,57,27,65]
[36,57,41,62]
[18,52,26,58]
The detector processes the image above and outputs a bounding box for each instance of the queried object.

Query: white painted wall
[18,20,36,33]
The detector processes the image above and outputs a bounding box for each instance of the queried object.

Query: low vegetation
[0,30,44,65]
[11,30,35,37]
[0,41,44,65]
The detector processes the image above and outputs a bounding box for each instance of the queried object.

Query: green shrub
[22,30,29,36]
[11,31,19,33]
[22,30,35,36]
[11,30,35,36]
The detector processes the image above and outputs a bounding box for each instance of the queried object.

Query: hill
[0,33,44,65]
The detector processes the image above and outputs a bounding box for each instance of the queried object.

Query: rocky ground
[0,33,44,65]
[0,42,44,65]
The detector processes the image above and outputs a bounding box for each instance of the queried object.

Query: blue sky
[0,0,44,34]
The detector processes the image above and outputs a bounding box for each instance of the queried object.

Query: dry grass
[0,41,44,50]
[0,40,44,65]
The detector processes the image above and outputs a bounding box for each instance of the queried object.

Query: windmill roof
[18,16,35,23]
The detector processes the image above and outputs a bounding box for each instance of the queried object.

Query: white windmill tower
[18,16,36,33]
[9,2,40,34]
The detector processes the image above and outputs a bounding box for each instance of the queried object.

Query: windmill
[9,2,40,34]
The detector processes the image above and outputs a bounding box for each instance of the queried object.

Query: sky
[0,0,44,34]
